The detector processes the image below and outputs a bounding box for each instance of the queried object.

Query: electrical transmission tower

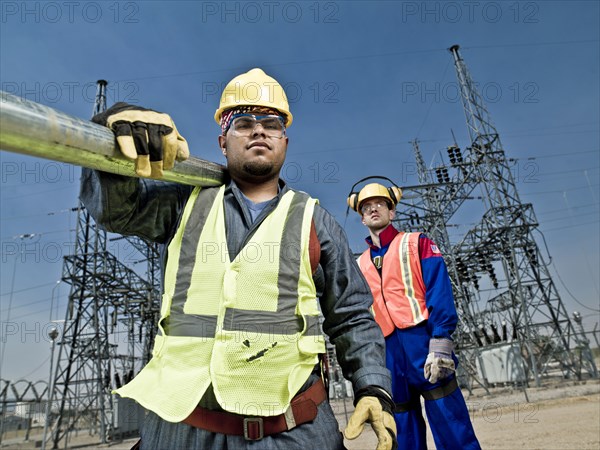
[395,45,597,389]
[45,81,161,449]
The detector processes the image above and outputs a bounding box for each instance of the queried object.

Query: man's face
[218,111,288,184]
[361,197,395,230]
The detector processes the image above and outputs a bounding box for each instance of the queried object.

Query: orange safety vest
[358,232,429,337]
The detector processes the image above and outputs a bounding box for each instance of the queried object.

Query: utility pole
[46,81,160,449]
[41,327,59,450]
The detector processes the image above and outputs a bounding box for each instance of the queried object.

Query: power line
[464,39,598,50]
[539,167,600,177]
[18,355,51,380]
[111,39,598,83]
[505,129,599,139]
[522,183,600,196]
[541,218,600,233]
[537,203,600,217]
[510,121,600,132]
[0,229,73,241]
[8,308,55,322]
[0,282,59,297]
[540,210,599,224]
[1,185,76,201]
[517,149,599,160]
[550,261,600,313]
[416,58,452,139]
[295,141,598,157]
[0,295,53,315]
[113,47,448,83]
[0,207,77,222]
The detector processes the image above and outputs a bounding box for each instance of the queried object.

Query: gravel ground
[336,379,600,450]
[2,380,598,449]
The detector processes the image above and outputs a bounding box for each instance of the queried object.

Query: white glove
[424,338,455,384]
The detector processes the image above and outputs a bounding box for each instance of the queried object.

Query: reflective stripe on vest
[359,232,428,337]
[115,185,325,421]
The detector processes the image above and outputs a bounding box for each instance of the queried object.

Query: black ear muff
[388,186,402,204]
[347,193,359,211]
[346,175,402,215]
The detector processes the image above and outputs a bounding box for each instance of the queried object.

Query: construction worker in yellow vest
[349,181,480,450]
[81,69,397,449]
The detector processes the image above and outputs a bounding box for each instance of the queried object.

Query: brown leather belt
[182,379,327,440]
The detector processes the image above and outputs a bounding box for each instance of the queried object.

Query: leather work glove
[92,102,190,178]
[424,337,456,384]
[344,386,397,450]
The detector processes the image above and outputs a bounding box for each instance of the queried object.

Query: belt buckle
[243,417,264,440]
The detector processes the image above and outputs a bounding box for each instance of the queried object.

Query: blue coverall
[366,224,480,450]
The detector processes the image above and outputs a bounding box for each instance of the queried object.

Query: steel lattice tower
[395,46,597,389]
[398,140,489,390]
[45,82,161,449]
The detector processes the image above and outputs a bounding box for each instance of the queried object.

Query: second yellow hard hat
[347,183,402,214]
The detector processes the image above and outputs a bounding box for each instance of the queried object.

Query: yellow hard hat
[214,68,293,127]
[347,183,402,214]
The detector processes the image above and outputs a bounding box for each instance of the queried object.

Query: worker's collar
[226,179,287,226]
[226,178,287,203]
[365,224,399,250]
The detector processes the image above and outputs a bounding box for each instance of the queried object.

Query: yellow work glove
[344,387,397,450]
[92,102,190,178]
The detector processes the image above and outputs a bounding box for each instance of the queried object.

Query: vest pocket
[297,313,325,356]
[153,316,168,357]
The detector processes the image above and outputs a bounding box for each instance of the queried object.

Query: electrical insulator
[442,167,450,182]
[488,265,498,288]
[455,147,464,163]
[473,330,484,347]
[447,146,457,165]
[526,245,538,266]
[456,258,467,275]
[491,277,499,289]
[491,323,502,343]
[479,325,492,345]
[435,168,444,183]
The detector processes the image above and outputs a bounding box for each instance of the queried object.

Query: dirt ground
[335,379,600,450]
[1,380,598,449]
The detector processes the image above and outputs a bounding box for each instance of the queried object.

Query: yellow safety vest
[115,186,325,422]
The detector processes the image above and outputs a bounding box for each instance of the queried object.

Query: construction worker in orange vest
[349,181,480,450]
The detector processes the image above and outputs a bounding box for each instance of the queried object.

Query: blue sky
[1,1,599,382]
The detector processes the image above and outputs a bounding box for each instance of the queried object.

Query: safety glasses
[228,114,286,139]
[360,202,389,215]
